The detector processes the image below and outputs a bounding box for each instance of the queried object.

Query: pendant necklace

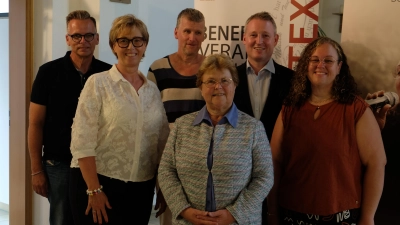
[309,97,332,120]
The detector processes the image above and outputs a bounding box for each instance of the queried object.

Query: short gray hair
[66,10,96,29]
[176,8,205,28]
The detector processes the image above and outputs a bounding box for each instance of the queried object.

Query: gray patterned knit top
[158,105,274,224]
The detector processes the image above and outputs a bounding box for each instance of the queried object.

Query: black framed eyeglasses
[116,37,145,48]
[68,33,96,43]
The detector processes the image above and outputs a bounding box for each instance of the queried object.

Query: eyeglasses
[116,37,145,48]
[68,33,96,43]
[202,78,233,88]
[309,57,339,66]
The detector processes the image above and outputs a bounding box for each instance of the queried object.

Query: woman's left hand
[85,192,112,224]
[197,209,235,225]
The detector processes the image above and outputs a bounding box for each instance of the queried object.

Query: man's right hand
[365,90,391,130]
[32,172,48,198]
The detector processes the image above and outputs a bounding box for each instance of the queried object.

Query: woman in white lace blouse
[69,14,169,225]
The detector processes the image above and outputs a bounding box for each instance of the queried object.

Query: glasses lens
[84,33,95,42]
[323,58,335,65]
[204,80,216,87]
[220,79,231,87]
[71,34,82,42]
[117,38,130,48]
[132,38,144,47]
[118,39,129,48]
[309,57,320,65]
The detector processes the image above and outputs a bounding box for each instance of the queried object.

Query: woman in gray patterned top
[158,54,274,225]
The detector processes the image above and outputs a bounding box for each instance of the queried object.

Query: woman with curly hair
[268,37,386,225]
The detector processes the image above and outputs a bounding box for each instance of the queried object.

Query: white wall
[318,0,343,43]
[33,1,193,224]
[0,17,9,209]
[37,0,190,76]
[0,1,8,13]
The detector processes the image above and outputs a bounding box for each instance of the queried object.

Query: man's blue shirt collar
[246,58,275,75]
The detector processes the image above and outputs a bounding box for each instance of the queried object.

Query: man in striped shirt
[147,8,206,225]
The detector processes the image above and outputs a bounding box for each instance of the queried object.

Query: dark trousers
[69,168,155,225]
[261,199,269,225]
[44,160,74,225]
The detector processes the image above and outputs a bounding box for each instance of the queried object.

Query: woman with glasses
[158,54,274,225]
[268,37,386,225]
[69,14,169,225]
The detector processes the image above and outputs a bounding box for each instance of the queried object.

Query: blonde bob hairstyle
[109,14,149,58]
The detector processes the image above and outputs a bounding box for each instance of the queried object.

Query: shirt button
[356,201,359,204]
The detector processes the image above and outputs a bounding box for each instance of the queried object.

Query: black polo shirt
[30,51,112,162]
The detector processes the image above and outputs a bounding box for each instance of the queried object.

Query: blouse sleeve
[157,98,170,163]
[70,75,102,160]
[226,120,274,224]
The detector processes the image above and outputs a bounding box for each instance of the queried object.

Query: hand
[180,207,218,225]
[85,192,112,224]
[198,209,236,225]
[32,172,48,198]
[155,189,167,217]
[365,90,391,130]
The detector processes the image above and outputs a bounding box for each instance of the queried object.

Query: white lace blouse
[70,65,169,182]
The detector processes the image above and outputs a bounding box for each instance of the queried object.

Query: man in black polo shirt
[28,10,111,225]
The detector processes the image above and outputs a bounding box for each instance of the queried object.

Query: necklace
[309,97,332,108]
[308,96,332,120]
[309,96,332,120]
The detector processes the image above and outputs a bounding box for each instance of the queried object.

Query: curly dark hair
[284,37,359,107]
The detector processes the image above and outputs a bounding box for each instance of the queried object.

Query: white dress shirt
[246,59,275,120]
[70,65,169,182]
